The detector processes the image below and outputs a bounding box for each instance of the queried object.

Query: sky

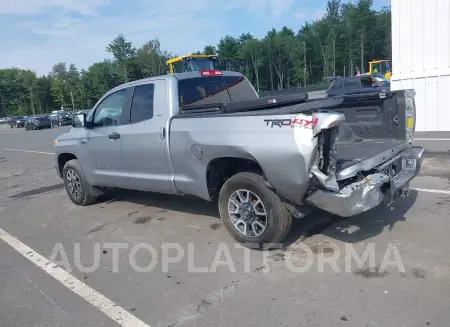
[0,0,390,76]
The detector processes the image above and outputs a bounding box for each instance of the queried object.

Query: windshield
[178,75,258,107]
[182,58,215,72]
[373,61,390,74]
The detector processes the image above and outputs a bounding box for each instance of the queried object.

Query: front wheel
[218,172,292,246]
[63,159,97,206]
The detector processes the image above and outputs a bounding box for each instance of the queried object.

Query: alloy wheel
[66,169,83,200]
[228,189,268,237]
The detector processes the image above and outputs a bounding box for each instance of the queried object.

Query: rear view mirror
[72,114,86,128]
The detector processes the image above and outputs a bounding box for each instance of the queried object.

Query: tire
[218,172,292,246]
[62,159,97,206]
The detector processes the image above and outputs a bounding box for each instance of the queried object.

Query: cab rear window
[178,76,257,107]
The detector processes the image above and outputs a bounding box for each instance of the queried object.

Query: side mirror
[72,114,86,128]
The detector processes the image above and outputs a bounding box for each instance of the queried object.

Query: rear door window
[345,77,362,89]
[178,75,257,107]
[360,76,375,88]
[130,84,155,123]
[328,78,343,90]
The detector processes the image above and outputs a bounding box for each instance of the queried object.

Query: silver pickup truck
[54,70,423,245]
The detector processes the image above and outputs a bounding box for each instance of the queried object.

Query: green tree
[106,34,136,82]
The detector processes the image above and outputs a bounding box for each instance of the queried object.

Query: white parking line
[415,138,450,141]
[3,148,54,155]
[412,188,450,195]
[0,227,151,327]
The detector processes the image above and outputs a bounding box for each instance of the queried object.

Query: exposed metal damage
[294,104,423,218]
[306,173,389,217]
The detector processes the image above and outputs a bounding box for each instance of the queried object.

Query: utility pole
[29,86,35,117]
[0,83,5,117]
[70,91,75,111]
[302,41,307,87]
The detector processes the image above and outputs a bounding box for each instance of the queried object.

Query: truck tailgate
[336,139,407,171]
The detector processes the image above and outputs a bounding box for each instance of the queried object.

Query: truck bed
[336,139,408,180]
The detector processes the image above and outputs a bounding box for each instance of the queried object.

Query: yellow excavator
[166,54,218,74]
[368,59,392,80]
[166,53,245,74]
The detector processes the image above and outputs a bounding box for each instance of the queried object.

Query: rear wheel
[218,172,292,246]
[63,159,97,206]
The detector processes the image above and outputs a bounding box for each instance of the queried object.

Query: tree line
[0,0,390,116]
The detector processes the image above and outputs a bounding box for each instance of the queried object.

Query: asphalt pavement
[0,124,449,327]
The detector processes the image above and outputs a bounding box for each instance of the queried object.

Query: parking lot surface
[1,125,449,327]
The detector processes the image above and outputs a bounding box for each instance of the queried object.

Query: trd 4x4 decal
[264,118,318,129]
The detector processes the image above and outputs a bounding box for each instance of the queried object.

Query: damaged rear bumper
[305,146,424,217]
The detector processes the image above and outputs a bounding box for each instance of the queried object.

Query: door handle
[159,127,166,140]
[108,132,120,140]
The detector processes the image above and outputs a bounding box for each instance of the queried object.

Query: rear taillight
[404,89,416,146]
[200,70,223,76]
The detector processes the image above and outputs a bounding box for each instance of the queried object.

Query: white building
[391,0,450,131]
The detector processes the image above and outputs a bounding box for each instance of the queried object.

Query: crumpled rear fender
[252,110,345,205]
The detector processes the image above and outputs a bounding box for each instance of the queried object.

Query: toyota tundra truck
[54,70,423,245]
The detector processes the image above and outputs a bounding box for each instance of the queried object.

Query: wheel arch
[206,156,267,200]
[57,153,77,177]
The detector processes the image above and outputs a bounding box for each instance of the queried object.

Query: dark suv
[24,116,52,130]
[326,75,389,97]
[49,112,72,127]
[8,116,26,128]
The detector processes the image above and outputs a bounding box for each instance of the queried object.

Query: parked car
[49,112,72,127]
[0,117,7,124]
[8,116,26,128]
[326,75,390,97]
[54,70,422,245]
[24,116,52,130]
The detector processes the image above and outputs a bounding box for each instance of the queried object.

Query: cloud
[0,0,297,75]
[0,0,111,15]
[268,0,295,17]
[293,12,306,19]
[313,8,326,20]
